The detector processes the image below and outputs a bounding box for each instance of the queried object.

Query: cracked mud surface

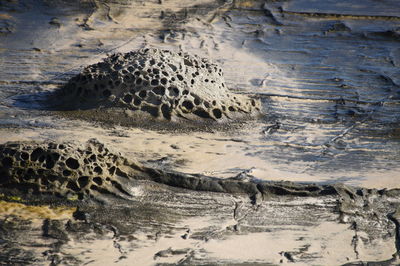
[1,0,400,265]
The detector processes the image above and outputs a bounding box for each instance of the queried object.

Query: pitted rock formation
[1,138,377,207]
[52,48,261,122]
[0,140,143,200]
[0,140,258,200]
[0,140,346,202]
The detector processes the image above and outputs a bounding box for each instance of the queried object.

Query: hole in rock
[52,152,60,162]
[212,108,222,119]
[184,59,193,67]
[153,86,165,96]
[141,105,159,117]
[67,181,80,192]
[151,79,159,86]
[182,100,194,110]
[38,155,46,163]
[45,156,55,169]
[167,87,180,97]
[94,166,103,174]
[93,177,103,186]
[63,170,71,176]
[66,158,80,170]
[139,90,147,98]
[161,104,171,120]
[169,64,177,71]
[123,94,133,103]
[30,147,44,161]
[133,97,142,106]
[193,108,211,119]
[89,154,97,162]
[78,176,89,188]
[109,166,116,175]
[20,152,29,160]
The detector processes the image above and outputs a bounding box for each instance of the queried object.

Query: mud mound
[51,48,261,122]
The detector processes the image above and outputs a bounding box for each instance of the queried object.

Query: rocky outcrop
[0,139,354,202]
[0,139,145,200]
[50,48,261,123]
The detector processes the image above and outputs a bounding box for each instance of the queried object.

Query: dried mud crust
[50,48,261,123]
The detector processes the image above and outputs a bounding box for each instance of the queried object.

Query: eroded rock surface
[0,140,343,202]
[50,48,261,123]
[0,139,148,200]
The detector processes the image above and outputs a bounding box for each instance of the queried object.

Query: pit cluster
[0,140,142,199]
[55,48,261,121]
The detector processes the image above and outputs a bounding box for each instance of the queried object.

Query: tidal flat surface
[1,0,400,265]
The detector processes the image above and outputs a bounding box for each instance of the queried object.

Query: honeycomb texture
[54,48,261,121]
[0,140,145,200]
